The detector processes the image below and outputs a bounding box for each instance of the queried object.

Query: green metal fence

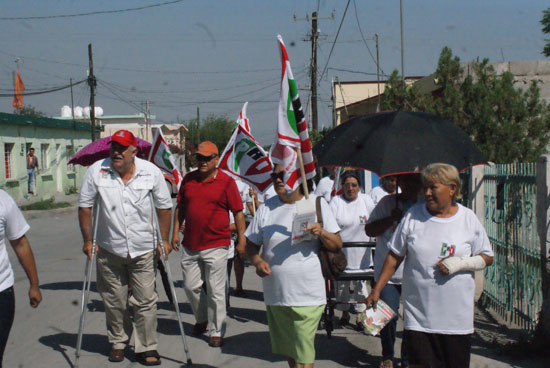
[480,163,542,331]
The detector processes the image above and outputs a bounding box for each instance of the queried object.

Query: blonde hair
[422,163,462,201]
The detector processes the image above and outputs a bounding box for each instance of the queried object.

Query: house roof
[0,112,103,132]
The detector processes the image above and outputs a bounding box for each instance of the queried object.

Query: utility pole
[294,10,333,131]
[375,33,381,112]
[70,78,75,121]
[145,100,150,141]
[400,0,405,82]
[88,43,97,141]
[196,105,200,144]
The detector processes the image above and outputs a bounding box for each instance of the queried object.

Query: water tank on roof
[82,106,103,117]
[61,105,71,117]
[95,106,104,116]
[83,106,90,117]
[74,106,83,117]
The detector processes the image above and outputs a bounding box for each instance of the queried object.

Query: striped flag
[148,128,184,190]
[233,101,251,133]
[218,123,273,193]
[12,69,25,109]
[270,34,316,190]
[330,167,345,197]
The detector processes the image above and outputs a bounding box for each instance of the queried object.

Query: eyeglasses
[270,171,285,182]
[196,154,217,162]
[343,182,359,188]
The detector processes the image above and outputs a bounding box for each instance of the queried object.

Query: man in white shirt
[314,168,335,202]
[368,175,399,206]
[78,130,172,366]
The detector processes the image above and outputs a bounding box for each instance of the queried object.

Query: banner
[148,128,183,190]
[271,34,315,190]
[233,101,251,133]
[219,124,273,193]
[12,69,25,109]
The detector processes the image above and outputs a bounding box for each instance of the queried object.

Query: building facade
[0,112,94,201]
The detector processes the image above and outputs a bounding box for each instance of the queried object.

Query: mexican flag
[331,167,345,197]
[271,34,316,190]
[148,128,183,190]
[233,101,251,133]
[218,123,273,193]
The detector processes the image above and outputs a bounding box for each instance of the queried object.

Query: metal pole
[375,33,381,112]
[311,11,318,131]
[150,196,192,365]
[75,202,100,368]
[70,78,75,121]
[88,43,97,141]
[400,0,404,81]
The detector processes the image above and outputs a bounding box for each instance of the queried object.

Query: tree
[184,114,235,169]
[382,47,550,163]
[14,105,46,118]
[542,8,550,57]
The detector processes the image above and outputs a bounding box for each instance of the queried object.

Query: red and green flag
[148,128,183,190]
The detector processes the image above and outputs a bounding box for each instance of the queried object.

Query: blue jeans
[27,169,36,193]
[0,287,15,368]
[379,283,408,366]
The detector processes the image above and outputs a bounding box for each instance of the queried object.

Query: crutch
[151,196,193,366]
[75,202,100,368]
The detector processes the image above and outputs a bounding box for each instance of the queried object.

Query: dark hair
[299,179,315,195]
[340,170,361,186]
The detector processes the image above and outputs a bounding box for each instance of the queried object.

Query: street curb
[22,205,78,220]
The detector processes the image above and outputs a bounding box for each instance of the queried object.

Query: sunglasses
[270,171,285,182]
[196,154,217,162]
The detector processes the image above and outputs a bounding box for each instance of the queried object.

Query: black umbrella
[313,111,487,177]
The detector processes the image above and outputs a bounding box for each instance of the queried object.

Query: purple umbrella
[68,136,152,166]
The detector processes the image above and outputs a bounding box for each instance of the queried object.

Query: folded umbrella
[69,136,152,167]
[313,111,487,177]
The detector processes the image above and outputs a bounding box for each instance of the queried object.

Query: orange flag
[12,69,25,109]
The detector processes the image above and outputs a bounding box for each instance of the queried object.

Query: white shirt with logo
[245,194,340,306]
[0,190,30,292]
[368,185,401,206]
[390,203,493,334]
[78,157,173,258]
[329,193,375,270]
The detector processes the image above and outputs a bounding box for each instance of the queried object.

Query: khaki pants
[181,246,228,337]
[96,248,158,353]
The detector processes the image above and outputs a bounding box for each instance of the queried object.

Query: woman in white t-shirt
[245,164,342,368]
[329,170,375,327]
[366,163,494,368]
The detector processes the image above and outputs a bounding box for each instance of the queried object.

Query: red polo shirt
[177,170,243,251]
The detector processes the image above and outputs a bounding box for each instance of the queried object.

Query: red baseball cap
[111,130,137,147]
[196,141,218,156]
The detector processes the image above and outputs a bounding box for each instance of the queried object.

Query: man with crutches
[78,130,172,365]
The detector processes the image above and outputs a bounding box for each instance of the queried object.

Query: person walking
[245,164,342,368]
[368,175,398,206]
[366,163,493,368]
[365,174,423,368]
[171,141,246,348]
[78,130,172,366]
[26,148,39,195]
[0,189,42,368]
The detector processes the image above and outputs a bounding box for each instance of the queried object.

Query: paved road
[4,208,548,367]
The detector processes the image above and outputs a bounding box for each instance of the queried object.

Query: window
[41,143,49,170]
[66,145,75,172]
[4,143,13,179]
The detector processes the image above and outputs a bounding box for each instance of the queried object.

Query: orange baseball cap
[111,130,137,147]
[196,141,218,156]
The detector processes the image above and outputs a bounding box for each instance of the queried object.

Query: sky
[0,0,548,145]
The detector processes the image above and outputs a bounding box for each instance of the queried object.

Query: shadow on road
[40,281,97,292]
[39,331,109,368]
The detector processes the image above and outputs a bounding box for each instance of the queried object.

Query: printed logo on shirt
[359,215,368,224]
[439,243,456,258]
[100,168,109,179]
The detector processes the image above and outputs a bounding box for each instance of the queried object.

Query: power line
[318,0,351,85]
[0,79,86,97]
[352,0,385,76]
[0,0,185,21]
[328,67,390,77]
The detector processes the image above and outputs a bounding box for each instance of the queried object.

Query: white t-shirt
[78,157,173,258]
[390,203,493,334]
[261,185,277,202]
[368,195,420,284]
[329,193,375,270]
[236,180,251,215]
[245,194,340,306]
[314,176,334,203]
[0,190,30,292]
[227,211,235,260]
[368,185,400,206]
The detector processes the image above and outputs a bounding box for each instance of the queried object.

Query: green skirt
[266,305,325,364]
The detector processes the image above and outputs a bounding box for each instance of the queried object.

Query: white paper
[291,197,317,245]
[357,299,396,336]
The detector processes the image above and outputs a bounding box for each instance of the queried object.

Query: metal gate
[480,163,541,331]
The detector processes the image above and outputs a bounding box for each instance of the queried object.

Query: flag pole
[297,148,309,199]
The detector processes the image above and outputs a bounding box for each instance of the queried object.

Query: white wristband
[441,255,487,275]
